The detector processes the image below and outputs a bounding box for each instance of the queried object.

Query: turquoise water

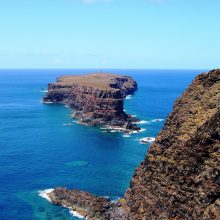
[0,69,202,220]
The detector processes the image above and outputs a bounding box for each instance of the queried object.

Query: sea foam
[39,189,85,219]
[44,101,54,104]
[122,134,131,138]
[63,204,85,219]
[69,210,84,219]
[136,119,164,125]
[151,119,164,122]
[62,123,72,126]
[40,90,48,93]
[125,95,132,100]
[139,137,155,144]
[136,120,148,124]
[38,188,54,202]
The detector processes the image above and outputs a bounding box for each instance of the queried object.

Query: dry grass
[56,72,127,90]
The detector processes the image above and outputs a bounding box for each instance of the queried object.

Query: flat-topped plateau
[44,72,140,132]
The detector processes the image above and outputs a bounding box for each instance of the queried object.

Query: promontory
[43,73,140,132]
[46,69,220,219]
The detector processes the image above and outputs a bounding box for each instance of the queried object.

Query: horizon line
[0,68,212,71]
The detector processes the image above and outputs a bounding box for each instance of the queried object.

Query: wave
[102,130,117,133]
[62,123,72,126]
[139,128,146,132]
[44,101,54,104]
[125,95,132,100]
[128,130,138,134]
[38,188,54,202]
[63,204,85,219]
[139,137,155,144]
[122,134,131,138]
[125,128,146,135]
[40,90,48,93]
[69,210,84,219]
[151,119,164,122]
[136,119,164,124]
[136,120,148,124]
[39,189,84,219]
[111,196,120,202]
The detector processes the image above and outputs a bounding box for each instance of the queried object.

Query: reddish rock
[44,72,139,131]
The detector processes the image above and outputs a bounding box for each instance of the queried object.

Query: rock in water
[47,188,112,220]
[46,69,220,219]
[44,72,140,132]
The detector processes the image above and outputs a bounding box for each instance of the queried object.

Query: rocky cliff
[124,69,220,219]
[44,73,139,132]
[47,69,220,219]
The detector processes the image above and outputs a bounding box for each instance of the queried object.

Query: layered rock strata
[44,73,139,132]
[47,69,220,219]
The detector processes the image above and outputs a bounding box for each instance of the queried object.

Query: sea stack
[46,69,220,219]
[44,73,140,132]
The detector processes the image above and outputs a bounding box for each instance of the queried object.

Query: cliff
[44,73,139,132]
[47,69,220,219]
[124,69,220,219]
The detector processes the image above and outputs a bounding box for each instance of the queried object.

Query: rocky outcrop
[47,69,220,219]
[47,188,112,220]
[44,73,139,132]
[47,187,129,220]
[124,69,220,220]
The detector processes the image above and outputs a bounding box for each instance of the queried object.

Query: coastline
[39,189,85,219]
[43,73,140,133]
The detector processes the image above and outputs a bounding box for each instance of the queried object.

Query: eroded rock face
[48,188,112,220]
[48,188,130,220]
[125,69,220,220]
[44,73,139,131]
[47,70,220,219]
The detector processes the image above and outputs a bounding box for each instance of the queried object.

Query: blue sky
[0,0,219,69]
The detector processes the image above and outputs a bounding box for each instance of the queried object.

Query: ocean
[0,69,203,220]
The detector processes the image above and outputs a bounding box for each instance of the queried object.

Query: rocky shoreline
[44,73,140,133]
[45,69,220,219]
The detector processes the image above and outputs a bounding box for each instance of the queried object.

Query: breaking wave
[38,188,54,202]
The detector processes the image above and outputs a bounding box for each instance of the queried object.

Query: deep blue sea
[0,69,203,220]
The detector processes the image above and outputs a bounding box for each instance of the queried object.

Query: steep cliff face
[47,69,220,220]
[44,73,139,131]
[125,69,220,219]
